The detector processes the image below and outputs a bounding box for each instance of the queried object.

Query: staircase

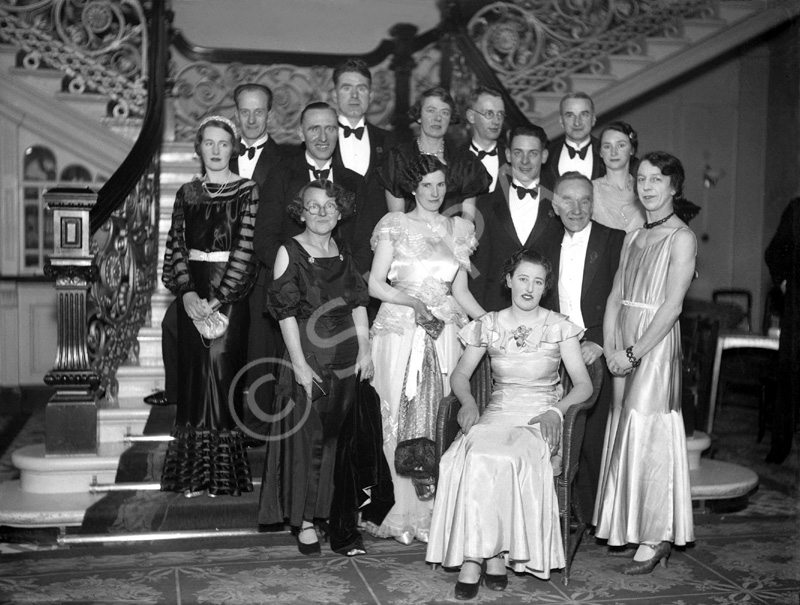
[481,0,800,135]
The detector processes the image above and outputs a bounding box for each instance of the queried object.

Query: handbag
[416,315,444,340]
[193,310,229,340]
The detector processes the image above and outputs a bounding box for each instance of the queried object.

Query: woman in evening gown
[594,151,697,574]
[592,122,646,233]
[427,249,592,600]
[160,115,258,498]
[379,86,489,222]
[257,180,372,556]
[367,155,486,544]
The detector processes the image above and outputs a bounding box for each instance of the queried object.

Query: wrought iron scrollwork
[170,58,397,144]
[87,155,159,404]
[465,0,715,107]
[0,0,148,118]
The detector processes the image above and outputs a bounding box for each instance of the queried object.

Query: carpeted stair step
[79,404,269,536]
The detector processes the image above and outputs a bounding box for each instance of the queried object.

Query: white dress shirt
[509,178,540,244]
[237,135,269,179]
[470,141,500,193]
[557,138,594,180]
[558,222,592,330]
[305,152,333,183]
[337,117,370,176]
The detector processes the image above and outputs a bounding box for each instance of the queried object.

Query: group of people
[154,58,698,599]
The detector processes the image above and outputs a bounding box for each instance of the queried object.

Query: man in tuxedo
[541,92,605,191]
[254,102,365,280]
[332,58,392,275]
[464,86,508,194]
[541,172,624,520]
[471,124,563,312]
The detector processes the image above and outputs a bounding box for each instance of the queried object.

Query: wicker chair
[434,357,604,585]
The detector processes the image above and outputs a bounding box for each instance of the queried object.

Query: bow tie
[510,180,538,200]
[240,142,266,160]
[341,124,365,140]
[471,145,498,161]
[308,165,331,181]
[566,143,590,160]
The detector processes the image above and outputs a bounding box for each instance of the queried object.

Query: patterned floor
[0,517,796,604]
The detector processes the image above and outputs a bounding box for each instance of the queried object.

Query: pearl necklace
[202,172,232,198]
[417,138,444,156]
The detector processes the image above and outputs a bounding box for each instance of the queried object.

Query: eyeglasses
[471,109,506,121]
[304,202,339,215]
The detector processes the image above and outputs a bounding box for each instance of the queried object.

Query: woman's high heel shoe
[292,526,321,556]
[622,541,671,575]
[454,560,484,600]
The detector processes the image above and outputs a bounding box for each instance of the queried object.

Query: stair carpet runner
[80,405,266,537]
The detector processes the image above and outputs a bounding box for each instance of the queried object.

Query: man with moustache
[471,124,562,312]
[332,58,393,275]
[541,172,624,521]
[541,92,605,191]
[463,86,508,194]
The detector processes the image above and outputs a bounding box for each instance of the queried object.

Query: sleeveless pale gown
[593,227,695,546]
[368,212,477,543]
[426,311,583,579]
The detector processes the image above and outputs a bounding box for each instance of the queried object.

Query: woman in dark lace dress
[258,180,373,556]
[160,115,259,498]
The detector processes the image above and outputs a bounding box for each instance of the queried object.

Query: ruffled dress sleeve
[266,242,302,322]
[457,312,495,348]
[446,145,491,199]
[451,217,479,270]
[377,143,417,199]
[542,312,585,344]
[162,182,195,295]
[214,180,259,304]
[370,212,406,251]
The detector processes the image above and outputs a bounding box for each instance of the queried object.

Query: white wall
[172,0,440,53]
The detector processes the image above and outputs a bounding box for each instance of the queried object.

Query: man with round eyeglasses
[464,86,508,193]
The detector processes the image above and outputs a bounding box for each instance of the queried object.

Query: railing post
[389,23,419,140]
[43,187,100,455]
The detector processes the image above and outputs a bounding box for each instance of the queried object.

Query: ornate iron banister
[169,23,441,143]
[0,0,148,119]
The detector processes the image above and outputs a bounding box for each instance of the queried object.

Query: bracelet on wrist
[549,407,564,422]
[626,346,641,368]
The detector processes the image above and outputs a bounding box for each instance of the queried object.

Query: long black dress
[160,178,259,496]
[258,237,369,532]
[378,139,490,216]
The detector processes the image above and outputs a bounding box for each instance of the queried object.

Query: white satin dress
[426,311,583,579]
[593,227,695,546]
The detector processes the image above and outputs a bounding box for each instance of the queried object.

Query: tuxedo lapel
[251,139,283,191]
[493,176,522,247]
[581,221,605,300]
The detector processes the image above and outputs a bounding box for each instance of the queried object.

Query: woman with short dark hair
[160,115,258,498]
[379,87,489,222]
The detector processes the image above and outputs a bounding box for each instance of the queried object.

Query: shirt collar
[338,116,366,129]
[563,222,593,245]
[305,152,332,170]
[242,135,269,148]
[565,138,591,151]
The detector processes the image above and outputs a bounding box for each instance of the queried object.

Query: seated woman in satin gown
[367,155,486,545]
[593,151,697,574]
[257,180,373,556]
[160,115,259,498]
[426,249,592,600]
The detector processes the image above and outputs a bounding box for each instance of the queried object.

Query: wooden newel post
[43,188,100,455]
[389,23,419,140]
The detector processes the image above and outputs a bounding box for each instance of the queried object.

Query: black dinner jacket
[334,122,395,276]
[253,149,366,277]
[471,167,563,312]
[541,135,605,193]
[540,220,624,346]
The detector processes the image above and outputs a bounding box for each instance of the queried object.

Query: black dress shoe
[292,526,321,556]
[144,390,173,406]
[483,573,508,591]
[454,560,483,600]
